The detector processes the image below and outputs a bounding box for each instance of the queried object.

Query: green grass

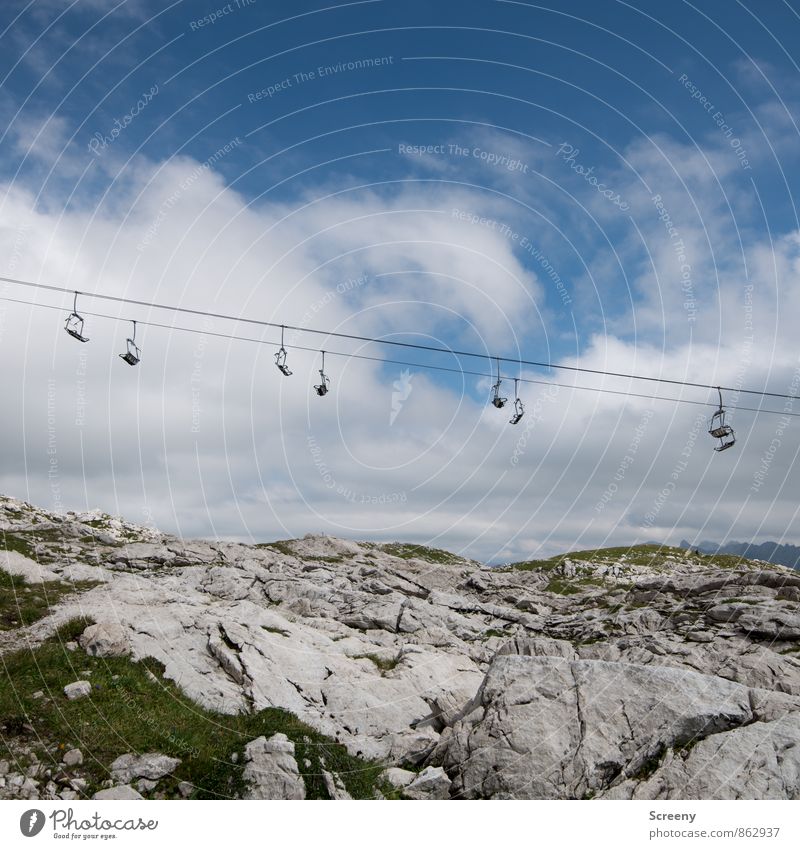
[255,540,296,557]
[630,745,667,781]
[576,635,608,646]
[545,577,583,595]
[482,628,513,640]
[675,735,701,755]
[379,543,467,565]
[506,558,557,572]
[0,620,385,800]
[353,653,401,673]
[260,625,291,637]
[543,576,605,595]
[0,569,100,631]
[508,544,767,574]
[1,528,73,564]
[1,531,37,559]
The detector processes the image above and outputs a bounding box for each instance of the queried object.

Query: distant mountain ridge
[681,539,800,570]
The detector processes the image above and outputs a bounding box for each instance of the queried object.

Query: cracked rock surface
[2,494,800,798]
[242,733,306,800]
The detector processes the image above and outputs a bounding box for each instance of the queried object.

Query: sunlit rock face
[2,493,800,799]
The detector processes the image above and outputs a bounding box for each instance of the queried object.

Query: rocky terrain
[1,493,799,800]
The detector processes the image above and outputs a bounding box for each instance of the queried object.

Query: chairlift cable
[0,275,796,402]
[1,293,797,420]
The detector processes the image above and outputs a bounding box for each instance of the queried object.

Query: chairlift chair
[275,326,293,376]
[64,292,89,342]
[708,387,736,451]
[509,380,525,424]
[314,351,330,396]
[119,320,141,366]
[491,358,507,408]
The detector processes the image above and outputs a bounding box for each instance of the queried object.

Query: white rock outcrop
[63,681,92,701]
[434,653,800,800]
[2,493,800,800]
[402,766,452,800]
[93,785,144,800]
[110,753,181,784]
[63,748,83,768]
[242,733,306,800]
[79,623,130,657]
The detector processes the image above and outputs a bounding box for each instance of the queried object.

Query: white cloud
[2,121,800,562]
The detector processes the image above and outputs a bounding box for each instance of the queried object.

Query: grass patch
[507,544,768,574]
[0,570,99,631]
[353,653,401,673]
[482,628,512,640]
[83,518,113,530]
[379,543,466,566]
[0,623,385,800]
[675,736,701,756]
[1,531,37,559]
[256,540,296,557]
[505,559,557,572]
[630,745,666,781]
[260,625,290,637]
[1,528,73,564]
[544,577,582,596]
[593,598,625,613]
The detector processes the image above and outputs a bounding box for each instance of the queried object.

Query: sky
[1,0,800,562]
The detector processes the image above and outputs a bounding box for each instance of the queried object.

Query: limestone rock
[322,769,352,800]
[63,681,91,701]
[379,767,417,789]
[242,733,306,800]
[93,785,144,800]
[402,766,452,800]
[4,493,800,800]
[79,623,130,657]
[1,549,60,582]
[63,749,83,767]
[110,753,180,784]
[438,655,783,800]
[603,715,800,799]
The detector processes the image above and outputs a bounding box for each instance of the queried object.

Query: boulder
[242,733,306,800]
[603,715,800,799]
[63,681,91,701]
[79,623,130,657]
[110,753,180,784]
[93,785,144,800]
[439,655,762,799]
[402,766,452,800]
[63,749,83,768]
[379,767,417,789]
[322,770,352,800]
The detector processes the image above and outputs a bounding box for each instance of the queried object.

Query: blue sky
[1,0,799,561]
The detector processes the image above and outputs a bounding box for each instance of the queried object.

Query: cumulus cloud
[2,111,800,563]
